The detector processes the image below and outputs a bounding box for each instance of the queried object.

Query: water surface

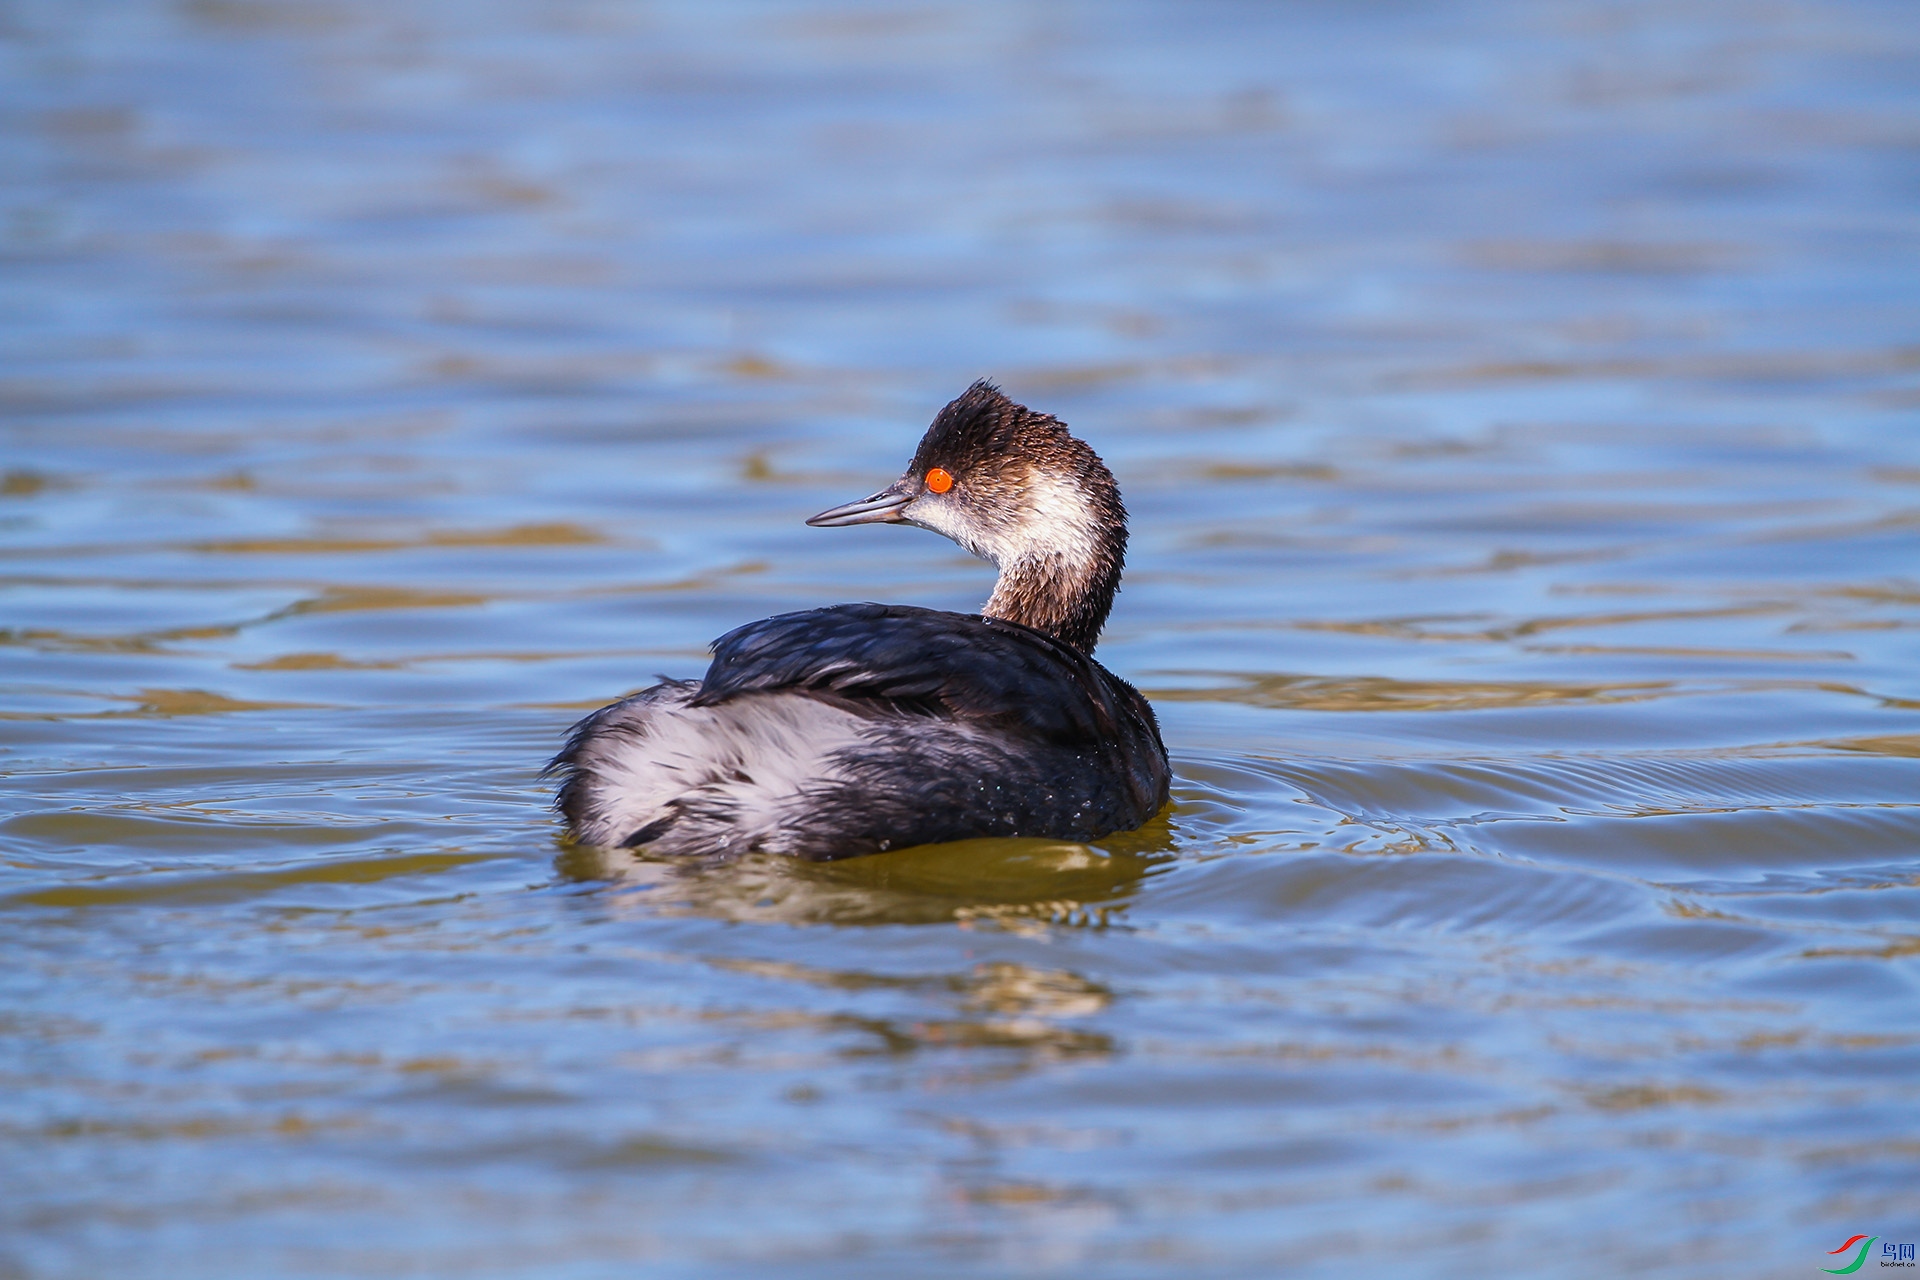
[3,1,1919,1276]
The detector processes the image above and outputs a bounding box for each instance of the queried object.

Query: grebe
[548,381,1170,859]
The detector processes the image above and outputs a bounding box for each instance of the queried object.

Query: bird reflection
[554,813,1175,929]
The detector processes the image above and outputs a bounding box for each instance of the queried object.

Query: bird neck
[981,522,1125,654]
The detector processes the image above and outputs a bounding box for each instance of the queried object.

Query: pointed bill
[806,478,916,527]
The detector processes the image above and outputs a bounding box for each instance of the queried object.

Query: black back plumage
[699,603,1123,743]
[693,603,1168,856]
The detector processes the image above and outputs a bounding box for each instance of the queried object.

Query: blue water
[3,1,1918,1276]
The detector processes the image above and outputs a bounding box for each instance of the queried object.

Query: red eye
[925,467,954,494]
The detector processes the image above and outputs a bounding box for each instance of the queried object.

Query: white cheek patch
[907,494,1000,564]
[1015,468,1101,572]
[907,469,1099,574]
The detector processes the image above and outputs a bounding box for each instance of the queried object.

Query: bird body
[549,383,1170,859]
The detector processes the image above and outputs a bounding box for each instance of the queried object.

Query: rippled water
[4,1,1919,1276]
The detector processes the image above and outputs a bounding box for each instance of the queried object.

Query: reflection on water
[4,0,1920,1276]
[558,836,1171,929]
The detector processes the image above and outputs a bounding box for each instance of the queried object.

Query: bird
[547,380,1170,860]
